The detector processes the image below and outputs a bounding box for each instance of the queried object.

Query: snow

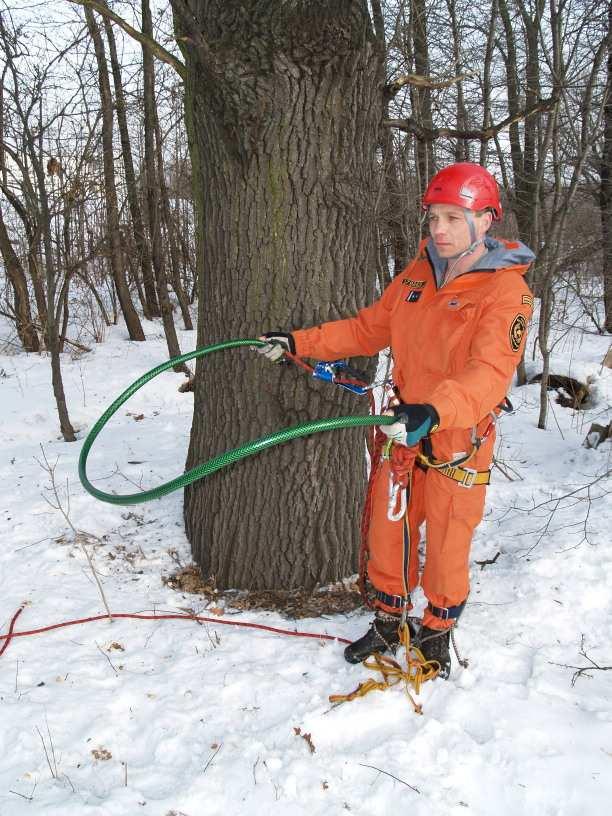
[1,306,611,816]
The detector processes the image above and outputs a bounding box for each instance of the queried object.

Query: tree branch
[385,97,558,141]
[550,635,612,687]
[66,0,186,79]
[385,71,476,99]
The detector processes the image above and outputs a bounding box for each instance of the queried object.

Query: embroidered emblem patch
[522,295,534,308]
[406,290,422,303]
[510,313,527,352]
[402,278,426,289]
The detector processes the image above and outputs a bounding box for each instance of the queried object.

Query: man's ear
[481,210,493,234]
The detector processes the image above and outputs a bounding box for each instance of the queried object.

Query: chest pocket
[419,297,479,374]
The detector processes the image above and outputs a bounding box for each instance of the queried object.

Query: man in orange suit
[259,163,534,678]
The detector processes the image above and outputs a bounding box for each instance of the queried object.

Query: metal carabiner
[387,476,406,522]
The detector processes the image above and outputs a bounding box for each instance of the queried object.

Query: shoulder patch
[510,313,527,352]
[522,294,534,308]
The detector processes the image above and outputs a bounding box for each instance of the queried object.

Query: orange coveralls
[293,237,534,629]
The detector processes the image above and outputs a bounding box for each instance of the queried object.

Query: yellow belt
[417,454,490,488]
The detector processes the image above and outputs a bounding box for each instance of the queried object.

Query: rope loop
[329,621,440,714]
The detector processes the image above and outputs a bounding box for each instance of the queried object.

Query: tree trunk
[85,7,146,341]
[142,0,189,372]
[410,0,434,186]
[479,0,499,166]
[602,1,612,333]
[154,112,194,331]
[103,8,160,320]
[178,0,384,590]
[374,0,410,281]
[447,0,469,162]
[0,208,40,351]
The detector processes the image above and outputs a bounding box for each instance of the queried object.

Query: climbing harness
[348,394,513,706]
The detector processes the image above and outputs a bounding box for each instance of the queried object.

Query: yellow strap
[329,623,440,714]
[417,449,477,469]
[438,465,490,486]
[417,453,490,486]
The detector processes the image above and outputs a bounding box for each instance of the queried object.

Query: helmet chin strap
[443,209,484,279]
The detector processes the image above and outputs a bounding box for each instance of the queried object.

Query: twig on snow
[9,781,37,801]
[95,642,119,675]
[359,763,420,793]
[549,634,612,686]
[202,743,222,775]
[474,551,501,570]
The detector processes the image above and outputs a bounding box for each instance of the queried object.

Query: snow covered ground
[0,305,611,816]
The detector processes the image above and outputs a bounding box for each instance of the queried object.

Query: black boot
[344,612,416,664]
[418,626,451,679]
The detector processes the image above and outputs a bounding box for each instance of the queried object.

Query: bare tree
[0,14,76,440]
[141,0,189,373]
[84,6,145,341]
[103,5,160,320]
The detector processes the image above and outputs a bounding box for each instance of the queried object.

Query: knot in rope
[329,622,440,714]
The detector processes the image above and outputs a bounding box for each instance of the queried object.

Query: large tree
[176,1,385,589]
[602,0,612,333]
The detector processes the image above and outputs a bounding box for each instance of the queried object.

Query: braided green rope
[78,338,394,506]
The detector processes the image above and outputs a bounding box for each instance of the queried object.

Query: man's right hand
[257,332,296,362]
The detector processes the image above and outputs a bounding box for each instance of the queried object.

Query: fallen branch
[474,551,501,570]
[549,635,612,686]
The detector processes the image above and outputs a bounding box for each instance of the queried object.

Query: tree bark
[602,1,612,333]
[178,0,384,590]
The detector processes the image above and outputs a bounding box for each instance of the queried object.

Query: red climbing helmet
[423,162,502,220]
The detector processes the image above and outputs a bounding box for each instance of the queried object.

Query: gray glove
[257,332,296,363]
[380,403,440,446]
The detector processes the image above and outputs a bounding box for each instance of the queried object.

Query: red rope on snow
[0,604,25,658]
[0,608,351,657]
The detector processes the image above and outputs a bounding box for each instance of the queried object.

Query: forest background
[1,0,610,591]
[1,3,612,814]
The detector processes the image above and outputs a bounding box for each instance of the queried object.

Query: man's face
[427,203,491,258]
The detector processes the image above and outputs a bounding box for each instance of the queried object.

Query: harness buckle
[457,467,477,488]
[387,478,406,521]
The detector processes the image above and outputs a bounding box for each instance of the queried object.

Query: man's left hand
[379,403,440,446]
